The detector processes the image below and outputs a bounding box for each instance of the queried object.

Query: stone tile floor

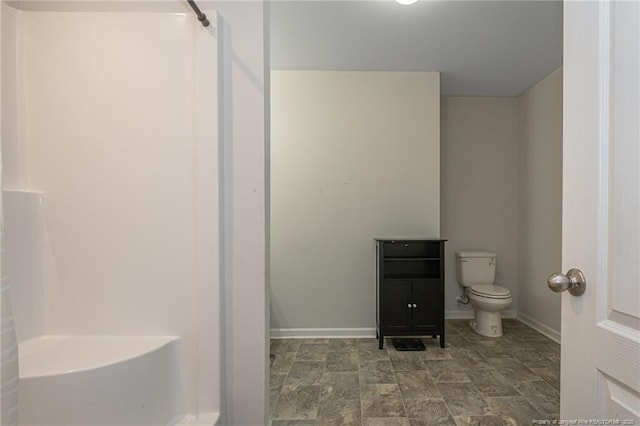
[269,319,560,426]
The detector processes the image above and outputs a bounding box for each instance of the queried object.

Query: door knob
[547,268,586,296]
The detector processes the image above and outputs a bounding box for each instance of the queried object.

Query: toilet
[455,251,512,337]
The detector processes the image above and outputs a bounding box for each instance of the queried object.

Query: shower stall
[0,0,255,423]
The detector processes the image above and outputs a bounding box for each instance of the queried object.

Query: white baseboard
[270,310,517,339]
[270,328,376,339]
[444,309,517,320]
[517,312,561,344]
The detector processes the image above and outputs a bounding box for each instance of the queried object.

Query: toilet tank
[455,251,496,287]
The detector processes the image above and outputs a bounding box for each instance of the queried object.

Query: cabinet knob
[413,304,417,308]
[407,304,412,308]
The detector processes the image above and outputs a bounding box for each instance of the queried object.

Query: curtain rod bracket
[187,0,210,27]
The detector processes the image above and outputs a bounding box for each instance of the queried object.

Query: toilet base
[470,309,504,337]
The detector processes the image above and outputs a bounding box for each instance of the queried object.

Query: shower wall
[3,190,45,343]
[1,3,221,419]
[22,10,199,336]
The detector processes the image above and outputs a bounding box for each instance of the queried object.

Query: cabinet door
[381,280,412,332]
[411,279,442,331]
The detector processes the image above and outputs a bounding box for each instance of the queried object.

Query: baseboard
[444,309,517,320]
[270,310,518,338]
[271,310,524,338]
[270,328,376,339]
[517,312,561,344]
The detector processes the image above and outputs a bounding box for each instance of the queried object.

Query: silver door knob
[547,268,586,296]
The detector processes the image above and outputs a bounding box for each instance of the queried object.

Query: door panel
[563,1,640,420]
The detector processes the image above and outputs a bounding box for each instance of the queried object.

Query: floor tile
[513,379,559,398]
[530,367,560,390]
[511,336,548,346]
[271,339,302,354]
[423,349,454,360]
[437,382,493,417]
[405,398,456,425]
[484,358,541,383]
[411,419,457,426]
[285,361,325,386]
[271,372,288,389]
[520,357,558,369]
[421,339,444,350]
[445,347,483,360]
[447,320,471,330]
[508,346,547,362]
[295,343,329,361]
[533,343,561,358]
[363,418,411,426]
[445,333,470,346]
[484,396,543,425]
[457,328,495,342]
[453,415,507,425]
[391,352,428,371]
[359,359,393,373]
[326,351,358,371]
[473,341,513,359]
[359,370,398,385]
[513,380,560,418]
[466,369,520,397]
[357,339,381,351]
[495,333,525,346]
[361,384,407,418]
[269,321,560,425]
[270,373,288,415]
[426,360,471,383]
[359,348,391,362]
[270,421,316,426]
[271,384,321,421]
[446,348,492,370]
[327,338,358,352]
[320,372,360,400]
[316,398,361,425]
[396,371,441,399]
[271,352,297,374]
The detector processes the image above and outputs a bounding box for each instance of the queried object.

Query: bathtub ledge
[19,335,179,378]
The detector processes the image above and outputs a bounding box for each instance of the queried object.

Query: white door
[561,0,640,421]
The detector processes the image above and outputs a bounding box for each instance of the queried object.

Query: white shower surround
[1,2,225,424]
[19,336,186,425]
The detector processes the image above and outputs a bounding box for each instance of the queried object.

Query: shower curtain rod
[187,0,210,27]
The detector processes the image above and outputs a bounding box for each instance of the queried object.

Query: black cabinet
[375,239,446,349]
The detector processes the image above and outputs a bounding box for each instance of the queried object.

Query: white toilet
[455,251,512,337]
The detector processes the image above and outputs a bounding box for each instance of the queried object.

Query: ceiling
[269,1,563,96]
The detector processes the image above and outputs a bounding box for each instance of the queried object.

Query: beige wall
[440,97,520,317]
[270,69,563,341]
[517,68,563,339]
[270,71,440,332]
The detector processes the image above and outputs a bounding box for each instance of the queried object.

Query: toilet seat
[470,284,511,299]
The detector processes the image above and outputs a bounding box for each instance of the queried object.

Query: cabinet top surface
[374,238,447,242]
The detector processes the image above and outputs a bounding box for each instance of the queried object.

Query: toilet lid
[471,285,511,299]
